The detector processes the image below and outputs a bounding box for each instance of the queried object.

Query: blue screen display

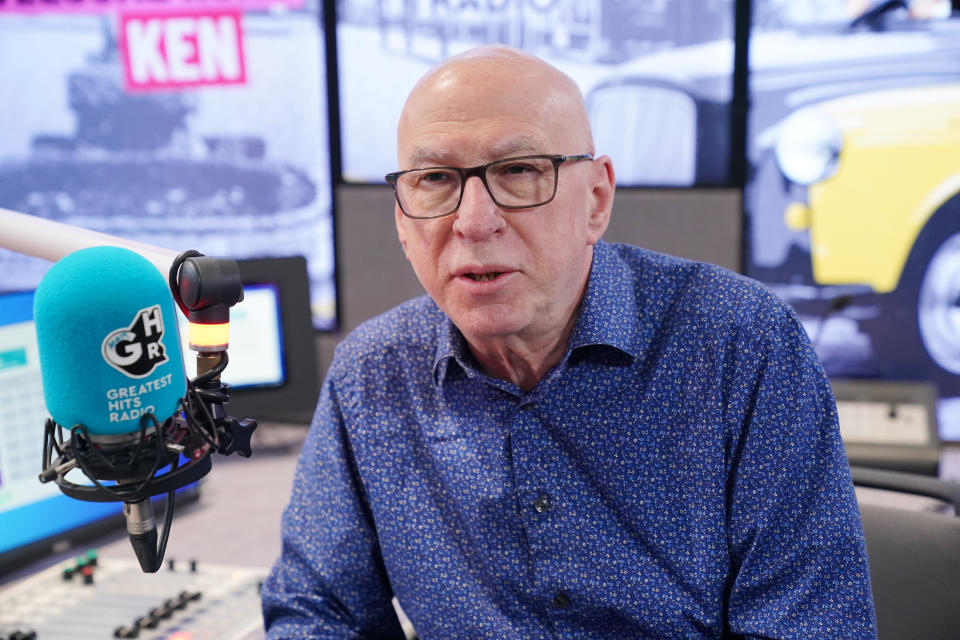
[0,495,121,556]
[0,290,128,558]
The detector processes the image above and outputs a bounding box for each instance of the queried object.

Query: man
[261,46,876,639]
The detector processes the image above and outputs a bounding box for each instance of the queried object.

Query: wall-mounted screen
[743,0,960,438]
[336,0,739,187]
[0,0,338,330]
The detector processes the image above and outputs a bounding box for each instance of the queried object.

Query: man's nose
[452,176,505,239]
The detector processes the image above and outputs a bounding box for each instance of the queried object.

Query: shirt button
[553,592,571,609]
[533,494,551,513]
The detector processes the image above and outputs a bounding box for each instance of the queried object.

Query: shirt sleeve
[260,370,407,639]
[723,304,877,639]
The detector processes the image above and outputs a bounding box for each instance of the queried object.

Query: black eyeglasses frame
[385,153,594,220]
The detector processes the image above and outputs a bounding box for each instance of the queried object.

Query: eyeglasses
[385,153,594,219]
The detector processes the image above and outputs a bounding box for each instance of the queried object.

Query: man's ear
[395,206,410,260]
[586,155,615,244]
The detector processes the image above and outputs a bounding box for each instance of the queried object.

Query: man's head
[393,45,615,379]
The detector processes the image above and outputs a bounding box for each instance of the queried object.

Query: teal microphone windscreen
[34,246,187,437]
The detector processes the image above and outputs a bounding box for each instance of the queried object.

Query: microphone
[34,246,187,436]
[34,245,255,572]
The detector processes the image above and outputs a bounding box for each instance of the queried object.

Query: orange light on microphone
[188,322,229,352]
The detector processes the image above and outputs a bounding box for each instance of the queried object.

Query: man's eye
[421,171,453,184]
[501,163,535,175]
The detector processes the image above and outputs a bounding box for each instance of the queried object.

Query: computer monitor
[180,256,320,425]
[0,290,131,575]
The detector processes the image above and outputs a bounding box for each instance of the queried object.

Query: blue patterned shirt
[262,241,876,639]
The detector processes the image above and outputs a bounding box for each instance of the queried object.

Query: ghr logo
[102,305,169,378]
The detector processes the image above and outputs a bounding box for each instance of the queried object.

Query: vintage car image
[584,37,734,187]
[338,0,736,186]
[744,0,960,431]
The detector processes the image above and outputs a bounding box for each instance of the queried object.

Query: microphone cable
[41,412,181,573]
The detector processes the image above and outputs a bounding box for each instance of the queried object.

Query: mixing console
[0,552,266,640]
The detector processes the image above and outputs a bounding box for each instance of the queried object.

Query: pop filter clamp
[37,250,258,572]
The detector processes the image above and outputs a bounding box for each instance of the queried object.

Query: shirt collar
[433,319,467,386]
[432,239,641,386]
[567,239,639,360]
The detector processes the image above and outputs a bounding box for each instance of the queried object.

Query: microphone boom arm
[0,207,178,277]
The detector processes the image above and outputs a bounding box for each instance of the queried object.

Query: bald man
[262,47,876,639]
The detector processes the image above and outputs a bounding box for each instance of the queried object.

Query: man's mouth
[464,272,502,282]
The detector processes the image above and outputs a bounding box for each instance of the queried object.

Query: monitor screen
[0,290,130,572]
[743,0,960,439]
[219,284,286,389]
[179,284,286,390]
[336,0,739,187]
[178,256,320,424]
[0,0,338,330]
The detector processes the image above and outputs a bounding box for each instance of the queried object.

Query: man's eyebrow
[488,139,544,158]
[406,148,452,166]
[406,139,547,167]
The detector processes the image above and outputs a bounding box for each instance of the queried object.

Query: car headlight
[774,108,843,186]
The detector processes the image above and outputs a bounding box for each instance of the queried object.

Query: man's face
[395,56,613,351]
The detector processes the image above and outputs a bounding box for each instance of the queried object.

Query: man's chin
[450,310,525,344]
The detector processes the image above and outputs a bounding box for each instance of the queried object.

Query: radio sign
[120,8,246,91]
